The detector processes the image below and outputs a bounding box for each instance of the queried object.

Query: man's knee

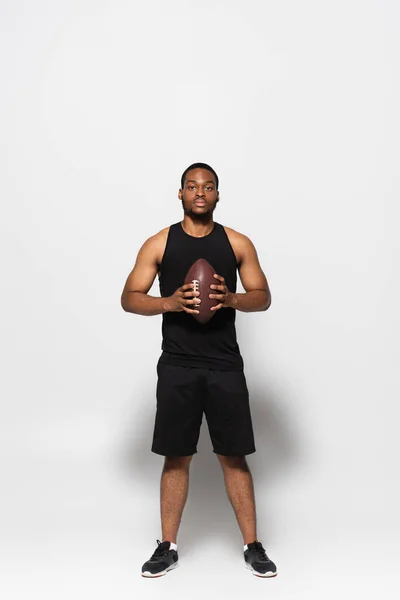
[216,454,249,471]
[163,455,194,471]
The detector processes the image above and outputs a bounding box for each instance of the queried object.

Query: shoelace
[151,539,171,559]
[250,541,269,561]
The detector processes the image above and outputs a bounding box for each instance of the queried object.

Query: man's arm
[120,232,168,316]
[211,229,270,313]
[121,229,201,317]
[233,235,271,311]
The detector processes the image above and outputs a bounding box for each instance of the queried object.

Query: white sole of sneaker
[141,561,179,578]
[245,563,277,577]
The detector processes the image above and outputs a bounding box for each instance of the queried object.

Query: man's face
[179,168,219,219]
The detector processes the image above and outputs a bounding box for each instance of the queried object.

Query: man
[121,162,277,578]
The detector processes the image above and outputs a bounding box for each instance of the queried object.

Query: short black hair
[181,162,219,190]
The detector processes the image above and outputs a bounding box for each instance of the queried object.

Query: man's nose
[196,188,206,197]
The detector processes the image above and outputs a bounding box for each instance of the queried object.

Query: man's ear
[216,192,220,203]
[178,188,183,200]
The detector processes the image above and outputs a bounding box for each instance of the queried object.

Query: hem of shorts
[212,447,256,456]
[151,447,198,457]
[158,356,244,371]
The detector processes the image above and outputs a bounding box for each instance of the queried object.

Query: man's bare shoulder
[141,226,169,245]
[223,225,253,250]
[141,226,170,264]
[222,225,254,265]
[150,226,170,243]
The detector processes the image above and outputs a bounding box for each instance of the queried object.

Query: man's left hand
[209,274,233,311]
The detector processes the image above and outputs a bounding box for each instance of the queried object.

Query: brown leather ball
[184,258,219,324]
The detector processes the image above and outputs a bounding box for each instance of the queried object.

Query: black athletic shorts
[151,362,256,457]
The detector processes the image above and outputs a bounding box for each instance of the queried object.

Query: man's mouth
[194,199,207,206]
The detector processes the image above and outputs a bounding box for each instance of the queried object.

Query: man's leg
[160,455,193,543]
[152,364,203,542]
[216,454,257,545]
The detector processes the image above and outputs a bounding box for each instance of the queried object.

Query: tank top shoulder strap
[162,222,181,256]
[213,222,238,266]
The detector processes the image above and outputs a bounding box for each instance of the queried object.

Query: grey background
[1,0,399,598]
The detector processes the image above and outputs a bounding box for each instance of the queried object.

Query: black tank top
[158,221,244,370]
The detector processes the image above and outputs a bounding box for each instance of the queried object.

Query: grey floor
[1,415,398,600]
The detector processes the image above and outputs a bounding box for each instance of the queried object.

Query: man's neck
[181,216,215,238]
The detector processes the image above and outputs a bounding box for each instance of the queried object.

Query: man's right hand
[164,283,201,314]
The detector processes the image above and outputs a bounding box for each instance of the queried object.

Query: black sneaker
[141,539,179,578]
[244,541,277,577]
